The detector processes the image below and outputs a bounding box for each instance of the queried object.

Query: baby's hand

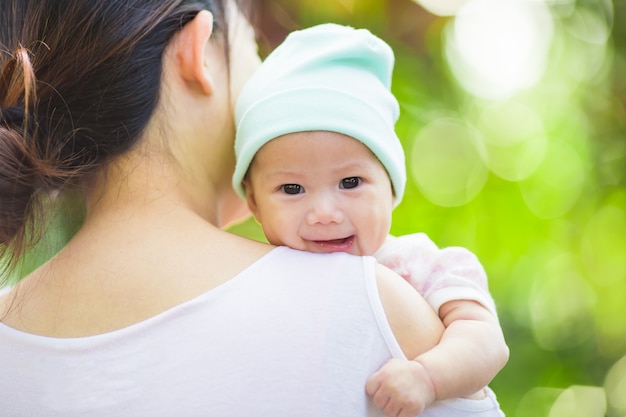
[366,358,436,417]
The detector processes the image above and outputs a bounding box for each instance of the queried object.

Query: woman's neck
[84,147,221,227]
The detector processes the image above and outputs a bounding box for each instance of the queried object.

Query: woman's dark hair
[0,0,248,275]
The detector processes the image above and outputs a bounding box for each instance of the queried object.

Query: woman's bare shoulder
[0,230,274,338]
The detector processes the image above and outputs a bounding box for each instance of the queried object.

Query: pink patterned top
[374,233,498,316]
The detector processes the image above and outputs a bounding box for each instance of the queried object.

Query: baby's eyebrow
[331,159,377,172]
[262,170,305,180]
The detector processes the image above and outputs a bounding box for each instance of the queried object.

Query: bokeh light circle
[605,356,626,415]
[581,204,626,287]
[549,386,607,417]
[475,101,548,181]
[444,0,554,99]
[409,118,488,207]
[516,387,562,417]
[519,141,586,219]
[529,253,595,350]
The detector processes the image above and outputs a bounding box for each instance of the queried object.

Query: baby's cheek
[372,228,391,254]
[262,225,286,246]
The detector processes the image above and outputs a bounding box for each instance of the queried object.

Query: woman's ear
[175,10,215,95]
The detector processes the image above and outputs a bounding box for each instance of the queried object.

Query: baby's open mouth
[310,235,355,253]
[316,237,350,245]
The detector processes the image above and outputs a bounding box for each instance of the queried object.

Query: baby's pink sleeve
[374,233,498,317]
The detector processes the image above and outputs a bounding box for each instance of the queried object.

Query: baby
[233,23,508,417]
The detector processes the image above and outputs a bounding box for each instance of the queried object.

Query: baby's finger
[383,401,402,417]
[396,397,425,417]
[365,373,381,396]
[371,388,391,411]
[399,404,422,417]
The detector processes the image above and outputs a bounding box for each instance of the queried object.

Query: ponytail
[0,47,46,273]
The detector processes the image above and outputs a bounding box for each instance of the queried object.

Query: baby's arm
[367,234,509,416]
[370,263,443,416]
[414,298,508,398]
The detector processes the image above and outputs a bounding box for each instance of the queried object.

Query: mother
[0,1,444,415]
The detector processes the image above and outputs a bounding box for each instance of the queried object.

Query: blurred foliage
[7,0,626,416]
[236,0,626,415]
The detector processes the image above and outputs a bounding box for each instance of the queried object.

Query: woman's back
[0,248,396,416]
[0,243,503,417]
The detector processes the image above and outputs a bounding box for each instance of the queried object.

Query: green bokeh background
[239,1,626,415]
[9,1,626,416]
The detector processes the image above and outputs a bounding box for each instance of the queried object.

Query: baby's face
[244,131,394,256]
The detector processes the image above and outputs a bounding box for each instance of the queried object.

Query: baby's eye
[340,177,361,189]
[281,184,304,195]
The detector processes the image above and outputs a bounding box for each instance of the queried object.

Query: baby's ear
[242,178,261,221]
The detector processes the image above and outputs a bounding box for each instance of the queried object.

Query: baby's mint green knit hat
[233,23,406,207]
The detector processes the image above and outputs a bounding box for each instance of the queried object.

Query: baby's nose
[306,196,344,225]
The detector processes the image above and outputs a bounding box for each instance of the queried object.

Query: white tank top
[0,247,504,417]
